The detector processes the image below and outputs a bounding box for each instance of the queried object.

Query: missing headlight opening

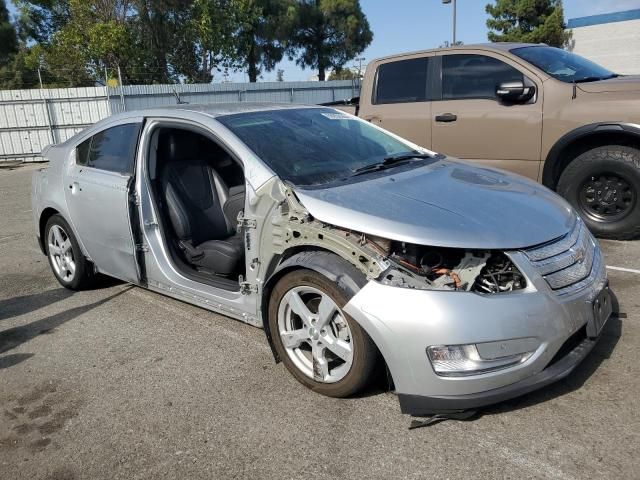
[372,239,526,293]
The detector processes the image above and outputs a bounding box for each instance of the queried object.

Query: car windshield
[511,46,616,83]
[216,107,423,186]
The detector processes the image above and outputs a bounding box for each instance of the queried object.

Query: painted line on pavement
[607,266,640,274]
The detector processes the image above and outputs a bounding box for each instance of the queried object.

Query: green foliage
[328,67,358,80]
[288,0,372,81]
[0,0,18,65]
[1,0,375,87]
[233,0,293,82]
[485,0,571,47]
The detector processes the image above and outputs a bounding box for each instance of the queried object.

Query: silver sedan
[31,103,612,416]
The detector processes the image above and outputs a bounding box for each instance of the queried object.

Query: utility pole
[354,57,365,78]
[117,65,126,112]
[442,0,457,45]
[37,67,55,145]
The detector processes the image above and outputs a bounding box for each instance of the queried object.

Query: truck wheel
[45,214,96,290]
[268,269,378,398]
[557,146,640,240]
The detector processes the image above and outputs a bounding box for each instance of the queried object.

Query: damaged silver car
[31,103,612,415]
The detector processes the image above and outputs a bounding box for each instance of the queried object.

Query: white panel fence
[0,80,359,162]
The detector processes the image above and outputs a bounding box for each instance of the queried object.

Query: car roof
[99,102,321,125]
[53,102,324,148]
[373,42,544,62]
[163,101,316,117]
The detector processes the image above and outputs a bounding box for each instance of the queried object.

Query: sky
[8,0,640,82]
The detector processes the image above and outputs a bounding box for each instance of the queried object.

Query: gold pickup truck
[332,43,640,240]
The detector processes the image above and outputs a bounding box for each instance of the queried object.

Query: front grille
[523,219,599,295]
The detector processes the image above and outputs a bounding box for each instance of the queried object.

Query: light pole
[442,0,457,45]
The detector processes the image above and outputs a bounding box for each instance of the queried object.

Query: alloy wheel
[277,286,353,383]
[48,224,76,283]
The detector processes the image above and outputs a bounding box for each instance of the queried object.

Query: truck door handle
[69,181,81,194]
[435,113,457,123]
[363,115,380,123]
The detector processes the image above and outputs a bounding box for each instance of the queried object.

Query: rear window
[374,57,429,104]
[442,54,523,100]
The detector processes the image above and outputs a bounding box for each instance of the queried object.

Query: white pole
[117,65,126,112]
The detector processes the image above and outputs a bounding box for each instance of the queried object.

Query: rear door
[431,51,544,180]
[359,53,435,148]
[64,120,143,282]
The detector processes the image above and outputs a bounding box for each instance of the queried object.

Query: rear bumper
[397,328,599,415]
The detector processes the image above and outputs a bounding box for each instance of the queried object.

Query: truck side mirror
[496,81,535,103]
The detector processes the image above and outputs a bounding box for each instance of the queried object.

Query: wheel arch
[542,123,640,190]
[260,249,392,387]
[38,207,61,255]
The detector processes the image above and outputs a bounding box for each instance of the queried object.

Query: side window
[442,54,524,100]
[374,57,429,104]
[80,123,141,174]
[76,137,90,166]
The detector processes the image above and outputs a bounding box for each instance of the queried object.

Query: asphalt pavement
[1,163,639,479]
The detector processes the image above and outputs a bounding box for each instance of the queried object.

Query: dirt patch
[44,467,77,480]
[0,381,82,456]
[28,404,52,419]
[16,382,58,406]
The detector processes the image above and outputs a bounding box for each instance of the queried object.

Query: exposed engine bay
[274,187,526,295]
[367,237,526,293]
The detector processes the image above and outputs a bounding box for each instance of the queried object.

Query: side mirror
[496,81,535,103]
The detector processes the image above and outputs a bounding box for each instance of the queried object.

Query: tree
[0,0,18,66]
[276,68,284,81]
[485,0,571,47]
[288,0,372,81]
[189,0,241,83]
[328,66,357,80]
[232,0,292,82]
[40,0,135,86]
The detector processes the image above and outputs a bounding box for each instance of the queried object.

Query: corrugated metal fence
[0,80,359,162]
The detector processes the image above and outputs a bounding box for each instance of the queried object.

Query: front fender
[261,250,367,362]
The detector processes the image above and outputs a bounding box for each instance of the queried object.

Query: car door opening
[147,126,247,289]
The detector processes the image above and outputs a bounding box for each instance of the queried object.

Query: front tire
[45,214,95,290]
[269,269,378,398]
[557,145,640,240]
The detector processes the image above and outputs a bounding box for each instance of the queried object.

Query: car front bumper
[344,249,611,415]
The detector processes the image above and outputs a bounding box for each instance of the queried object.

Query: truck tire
[557,145,640,240]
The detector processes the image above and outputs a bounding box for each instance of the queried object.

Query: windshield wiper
[574,74,618,83]
[351,152,432,176]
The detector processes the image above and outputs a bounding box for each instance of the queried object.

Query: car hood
[577,75,640,94]
[294,159,576,249]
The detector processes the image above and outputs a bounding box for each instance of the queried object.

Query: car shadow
[477,291,623,418]
[0,275,124,324]
[0,288,75,322]
[0,353,34,370]
[0,287,130,369]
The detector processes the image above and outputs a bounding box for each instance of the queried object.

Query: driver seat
[159,131,245,275]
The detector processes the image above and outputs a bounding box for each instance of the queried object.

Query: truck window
[442,54,523,101]
[374,57,429,105]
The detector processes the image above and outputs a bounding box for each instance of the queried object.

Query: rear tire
[268,269,378,398]
[557,145,640,240]
[45,214,96,290]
